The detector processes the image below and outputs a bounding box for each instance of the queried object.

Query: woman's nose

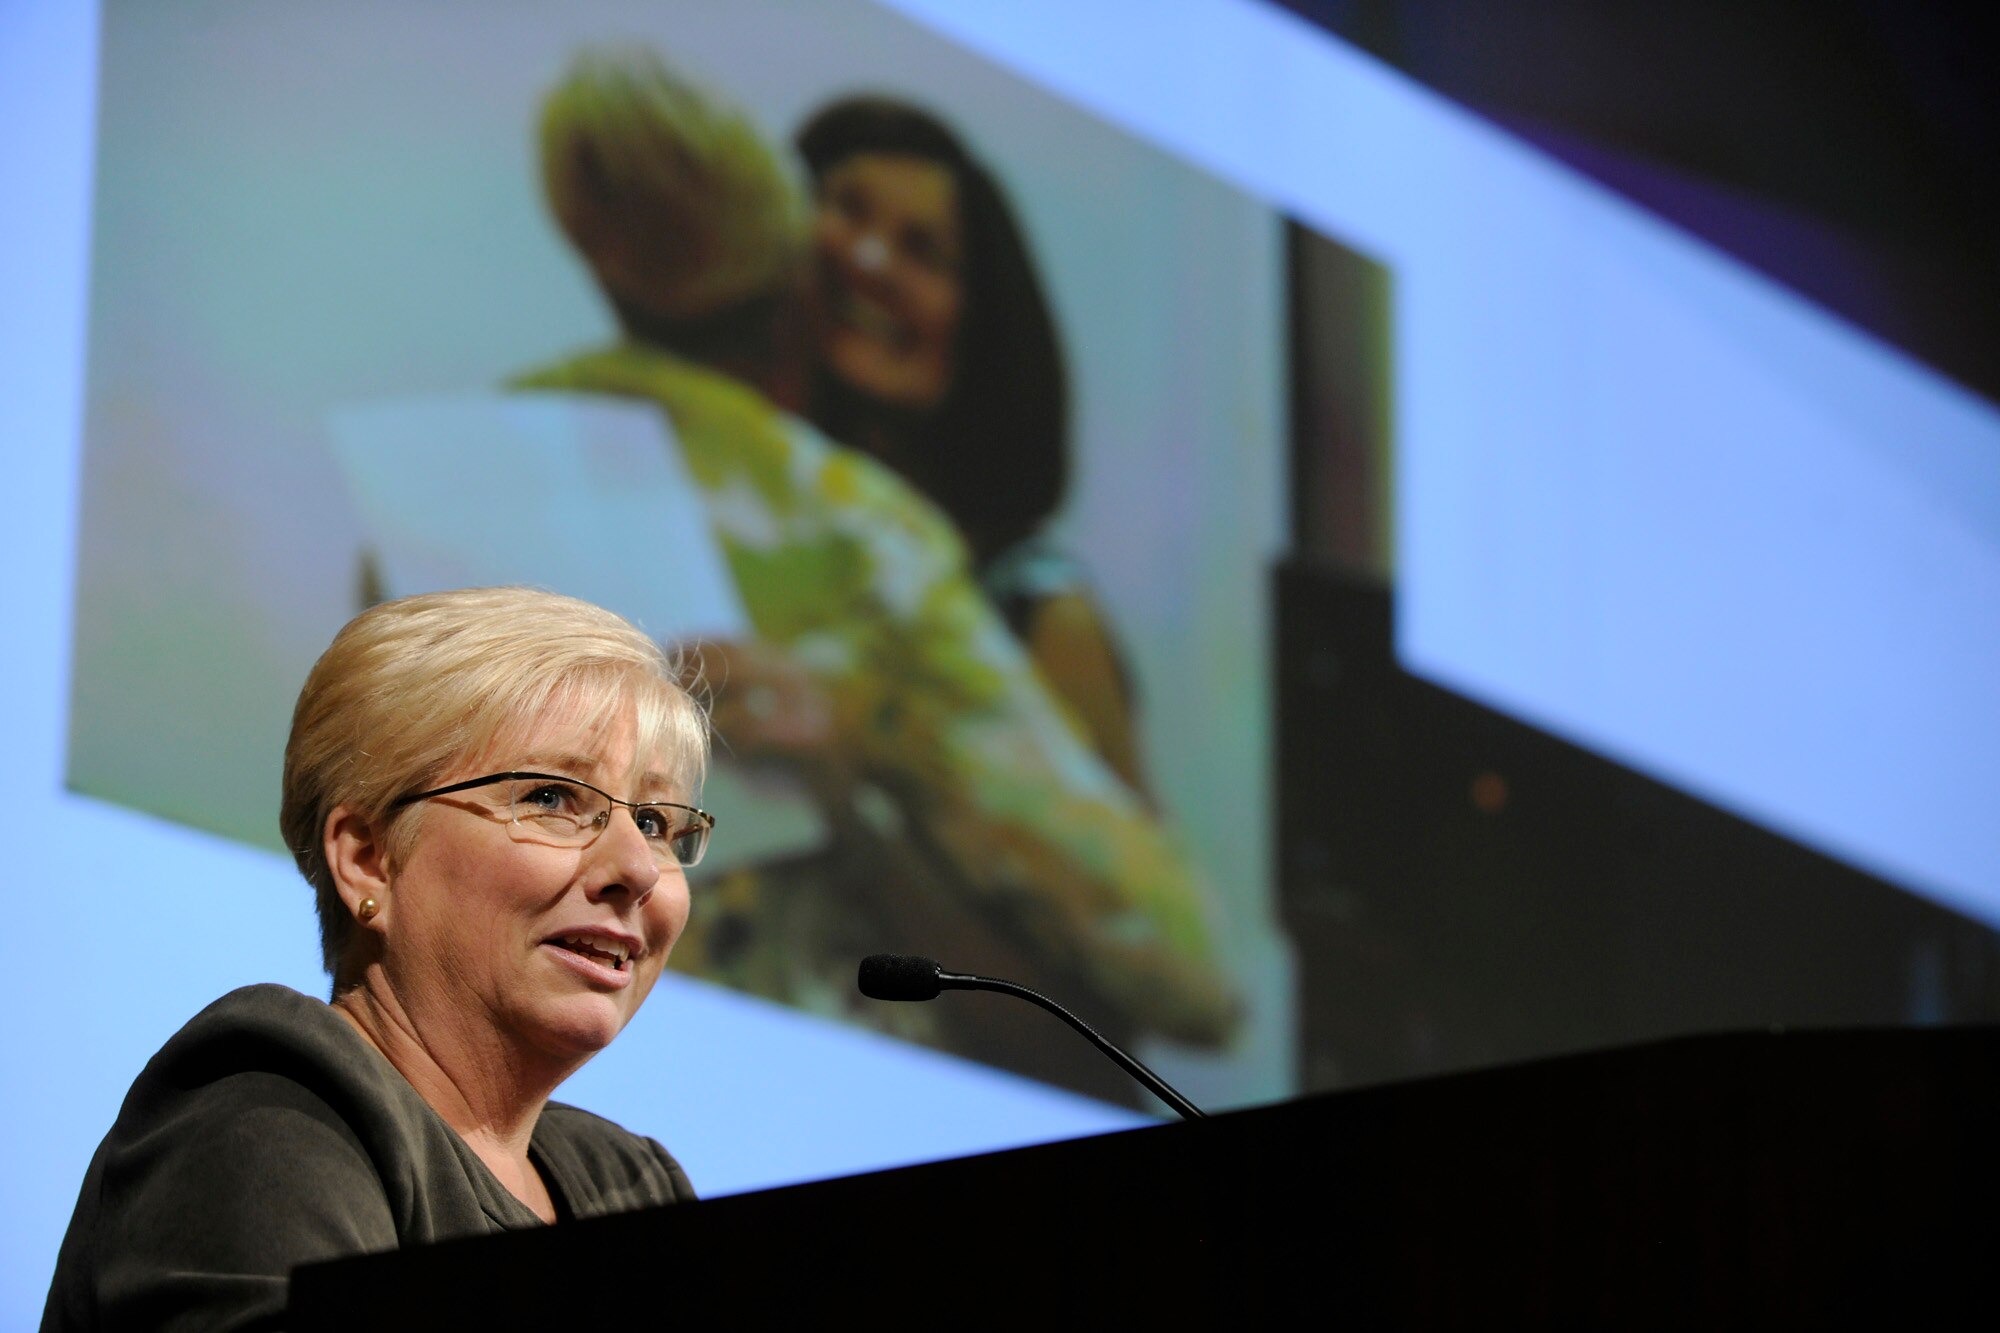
[849,232,891,274]
[589,807,662,903]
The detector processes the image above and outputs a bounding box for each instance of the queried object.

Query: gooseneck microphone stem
[858,954,1205,1120]
[946,969,1206,1121]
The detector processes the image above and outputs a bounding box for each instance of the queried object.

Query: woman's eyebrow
[515,753,599,777]
[517,756,681,798]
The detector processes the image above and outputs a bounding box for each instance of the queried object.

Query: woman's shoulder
[98,983,513,1236]
[41,987,405,1330]
[980,534,1089,603]
[510,342,795,491]
[776,413,970,557]
[106,984,420,1193]
[535,1102,698,1215]
[138,984,418,1122]
[510,343,969,565]
[979,534,1095,639]
[166,981,364,1057]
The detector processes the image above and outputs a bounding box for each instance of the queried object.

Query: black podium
[290,1027,1998,1325]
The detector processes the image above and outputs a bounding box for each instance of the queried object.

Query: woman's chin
[516,992,630,1065]
[825,333,946,414]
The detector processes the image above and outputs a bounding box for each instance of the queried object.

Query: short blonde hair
[281,586,708,983]
[539,47,804,322]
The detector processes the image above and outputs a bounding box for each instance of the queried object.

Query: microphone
[857,952,947,1001]
[856,954,1206,1120]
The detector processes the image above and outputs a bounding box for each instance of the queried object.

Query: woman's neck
[818,378,927,464]
[331,976,567,1221]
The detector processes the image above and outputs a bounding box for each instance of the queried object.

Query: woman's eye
[830,182,871,225]
[901,229,959,278]
[522,783,578,812]
[634,808,670,839]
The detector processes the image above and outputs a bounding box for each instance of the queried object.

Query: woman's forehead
[829,153,956,209]
[479,704,679,793]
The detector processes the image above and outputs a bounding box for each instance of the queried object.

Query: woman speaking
[42,587,712,1330]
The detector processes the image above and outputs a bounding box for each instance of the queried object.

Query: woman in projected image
[797,98,1150,795]
[42,588,708,1330]
[520,49,1234,1104]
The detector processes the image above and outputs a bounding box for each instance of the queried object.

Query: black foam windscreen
[858,954,943,1001]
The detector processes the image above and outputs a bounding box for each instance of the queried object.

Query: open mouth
[548,935,631,972]
[834,292,917,351]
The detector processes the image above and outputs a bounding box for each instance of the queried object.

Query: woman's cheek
[649,877,693,959]
[813,213,852,273]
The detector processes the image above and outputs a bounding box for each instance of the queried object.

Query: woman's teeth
[839,294,909,345]
[553,935,629,970]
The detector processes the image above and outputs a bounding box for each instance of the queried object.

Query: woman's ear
[324,805,393,933]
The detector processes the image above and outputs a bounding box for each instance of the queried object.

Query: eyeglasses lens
[506,778,708,867]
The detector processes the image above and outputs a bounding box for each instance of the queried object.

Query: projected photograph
[68,0,1391,1107]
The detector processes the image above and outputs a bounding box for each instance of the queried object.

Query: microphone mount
[858,954,1206,1120]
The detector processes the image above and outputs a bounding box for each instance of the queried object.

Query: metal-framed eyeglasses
[389,771,714,868]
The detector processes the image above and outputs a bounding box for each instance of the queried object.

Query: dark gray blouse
[41,984,695,1331]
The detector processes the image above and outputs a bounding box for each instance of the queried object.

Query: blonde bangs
[482,661,708,800]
